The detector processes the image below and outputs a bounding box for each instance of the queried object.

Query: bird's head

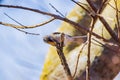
[43,32,62,46]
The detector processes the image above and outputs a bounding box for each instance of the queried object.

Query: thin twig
[86,0,97,12]
[98,15,119,43]
[114,0,120,41]
[49,3,65,17]
[15,28,40,35]
[108,3,120,13]
[71,0,90,13]
[87,18,95,80]
[73,42,87,78]
[4,12,27,28]
[92,38,118,53]
[0,17,55,29]
[78,1,89,7]
[3,12,55,28]
[4,12,40,35]
[0,4,108,42]
[98,0,110,14]
[71,0,95,18]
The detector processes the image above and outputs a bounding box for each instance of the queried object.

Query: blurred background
[0,0,120,80]
[0,0,74,80]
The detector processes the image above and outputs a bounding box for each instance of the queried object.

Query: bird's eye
[47,37,54,42]
[43,36,54,43]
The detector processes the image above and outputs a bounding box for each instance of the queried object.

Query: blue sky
[0,0,120,80]
[0,0,74,80]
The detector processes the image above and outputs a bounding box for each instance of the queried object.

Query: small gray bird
[43,32,87,46]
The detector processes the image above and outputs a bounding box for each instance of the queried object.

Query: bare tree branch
[98,15,119,43]
[114,0,120,40]
[108,2,120,13]
[86,18,96,80]
[71,0,90,14]
[86,0,97,12]
[97,0,110,14]
[73,42,87,78]
[55,33,73,80]
[0,4,108,42]
[49,3,65,17]
[2,12,40,35]
[15,28,40,35]
[0,17,55,29]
